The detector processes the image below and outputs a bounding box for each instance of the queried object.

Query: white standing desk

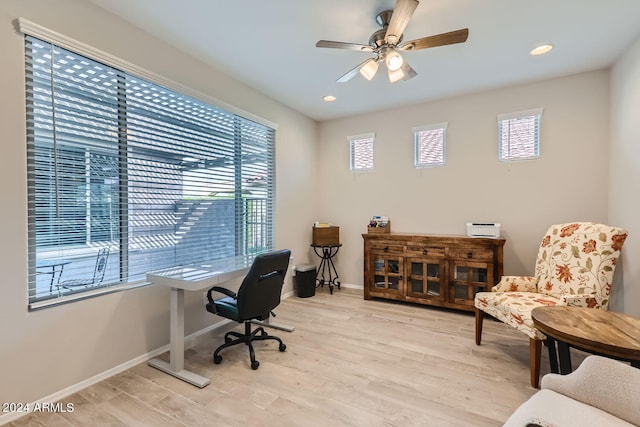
[147,255,293,388]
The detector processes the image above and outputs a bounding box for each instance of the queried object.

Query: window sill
[28,280,150,311]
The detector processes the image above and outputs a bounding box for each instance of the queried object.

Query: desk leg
[557,341,572,374]
[148,288,210,388]
[251,316,295,333]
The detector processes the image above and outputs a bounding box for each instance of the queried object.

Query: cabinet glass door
[372,254,403,296]
[407,258,443,300]
[450,261,492,306]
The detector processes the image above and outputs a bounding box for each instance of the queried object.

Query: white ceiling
[89,0,640,122]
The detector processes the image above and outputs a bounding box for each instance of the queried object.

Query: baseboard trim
[282,289,295,299]
[340,282,363,290]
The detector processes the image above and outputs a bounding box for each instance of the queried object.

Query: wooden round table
[531,306,640,374]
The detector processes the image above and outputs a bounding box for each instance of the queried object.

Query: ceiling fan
[316,0,469,83]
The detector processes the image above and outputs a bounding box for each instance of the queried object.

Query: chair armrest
[206,286,237,304]
[561,294,605,309]
[541,356,640,426]
[492,276,538,292]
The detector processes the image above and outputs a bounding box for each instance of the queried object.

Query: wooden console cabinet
[362,233,505,312]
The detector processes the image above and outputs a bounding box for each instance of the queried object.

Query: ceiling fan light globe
[386,51,404,71]
[388,67,405,83]
[359,59,379,80]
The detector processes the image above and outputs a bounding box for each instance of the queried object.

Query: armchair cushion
[475,291,563,340]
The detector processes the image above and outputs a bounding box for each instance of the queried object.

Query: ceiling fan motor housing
[370,10,401,47]
[375,10,393,27]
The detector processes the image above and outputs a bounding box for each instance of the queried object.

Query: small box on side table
[312,226,340,246]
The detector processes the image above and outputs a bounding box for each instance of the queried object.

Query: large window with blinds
[25,35,275,305]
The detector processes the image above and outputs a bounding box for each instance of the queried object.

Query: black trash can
[295,264,316,298]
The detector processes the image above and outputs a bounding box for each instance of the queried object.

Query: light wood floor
[9,288,580,427]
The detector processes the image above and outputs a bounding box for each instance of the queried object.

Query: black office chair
[206,249,291,370]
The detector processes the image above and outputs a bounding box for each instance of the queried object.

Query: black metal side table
[311,244,341,294]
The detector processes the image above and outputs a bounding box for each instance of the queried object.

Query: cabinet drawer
[450,247,494,261]
[406,246,445,258]
[369,243,405,254]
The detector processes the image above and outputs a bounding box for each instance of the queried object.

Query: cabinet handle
[467,252,473,259]
[383,247,389,252]
[423,249,428,255]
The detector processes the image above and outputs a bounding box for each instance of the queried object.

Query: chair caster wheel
[279,343,286,352]
[251,360,260,370]
[213,355,222,364]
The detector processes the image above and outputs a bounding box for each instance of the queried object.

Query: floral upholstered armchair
[474,222,628,388]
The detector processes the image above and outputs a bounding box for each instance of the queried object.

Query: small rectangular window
[349,133,375,172]
[413,122,447,168]
[498,108,543,161]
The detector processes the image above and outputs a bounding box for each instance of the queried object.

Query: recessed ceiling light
[530,44,554,56]
[323,95,337,102]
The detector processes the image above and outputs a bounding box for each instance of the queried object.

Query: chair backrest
[236,249,291,321]
[92,248,110,284]
[534,223,627,308]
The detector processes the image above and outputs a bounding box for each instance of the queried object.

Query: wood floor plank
[8,412,73,427]
[98,393,185,427]
[10,288,554,426]
[57,393,127,427]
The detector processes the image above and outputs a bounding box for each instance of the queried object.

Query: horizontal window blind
[349,133,375,172]
[413,122,447,167]
[498,108,542,161]
[25,35,275,305]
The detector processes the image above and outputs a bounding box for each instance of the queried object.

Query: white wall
[610,34,640,316]
[0,0,316,406]
[317,71,613,297]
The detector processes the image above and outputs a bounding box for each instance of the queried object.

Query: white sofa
[504,356,640,427]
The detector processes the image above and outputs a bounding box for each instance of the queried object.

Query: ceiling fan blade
[316,40,374,52]
[385,0,419,45]
[337,58,378,83]
[387,60,417,83]
[401,28,469,51]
